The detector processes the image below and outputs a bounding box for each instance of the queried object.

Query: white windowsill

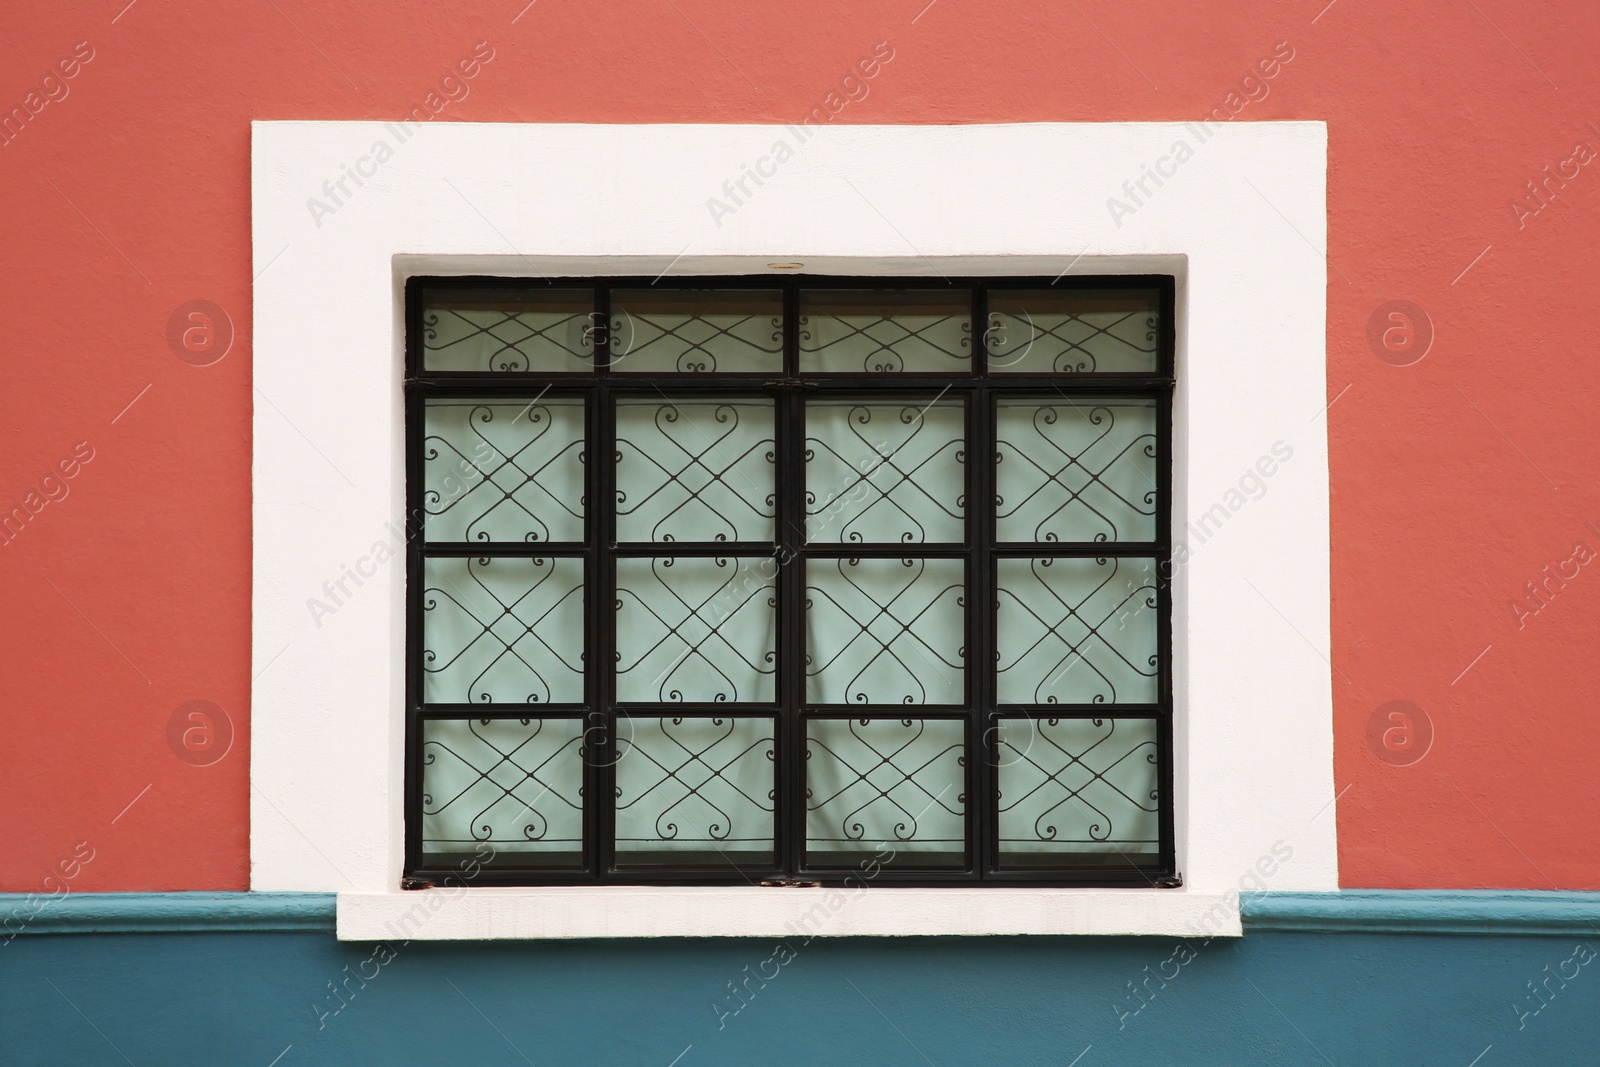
[336,887,1241,940]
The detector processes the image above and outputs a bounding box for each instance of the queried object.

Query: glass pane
[987,288,1160,373]
[614,715,775,866]
[806,558,964,705]
[996,557,1158,705]
[799,290,972,374]
[423,556,585,704]
[615,400,775,543]
[996,399,1156,543]
[421,288,594,372]
[806,400,965,545]
[424,399,585,544]
[610,290,783,374]
[421,717,584,865]
[995,716,1160,867]
[805,717,966,867]
[615,557,776,703]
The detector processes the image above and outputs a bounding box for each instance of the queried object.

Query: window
[405,275,1175,887]
[255,120,1334,936]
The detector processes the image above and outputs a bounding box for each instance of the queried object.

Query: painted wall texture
[5,930,1599,1065]
[2,0,1599,891]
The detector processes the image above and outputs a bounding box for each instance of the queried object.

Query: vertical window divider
[971,284,993,877]
[779,281,803,875]
[1155,276,1178,879]
[595,285,616,879]
[402,277,424,876]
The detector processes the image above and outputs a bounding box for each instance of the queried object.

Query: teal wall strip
[1243,891,1600,936]
[5,889,1600,937]
[7,921,1599,1065]
[1,892,335,935]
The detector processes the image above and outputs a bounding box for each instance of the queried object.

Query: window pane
[421,288,594,372]
[614,714,775,866]
[987,288,1160,374]
[610,290,782,374]
[423,556,585,704]
[996,399,1156,544]
[806,400,965,545]
[421,717,585,866]
[997,557,1158,705]
[799,290,972,374]
[424,399,585,544]
[806,558,965,705]
[615,400,774,544]
[995,716,1160,868]
[615,557,776,703]
[805,717,966,868]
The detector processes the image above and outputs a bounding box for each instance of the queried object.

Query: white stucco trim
[337,887,1242,940]
[251,120,1334,939]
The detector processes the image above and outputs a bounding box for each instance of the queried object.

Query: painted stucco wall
[6,928,1598,1065]
[3,0,1599,892]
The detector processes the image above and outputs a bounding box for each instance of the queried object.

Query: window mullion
[403,381,424,877]
[1157,364,1177,876]
[594,297,617,876]
[778,283,803,875]
[970,285,992,879]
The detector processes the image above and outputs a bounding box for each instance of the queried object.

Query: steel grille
[406,276,1175,887]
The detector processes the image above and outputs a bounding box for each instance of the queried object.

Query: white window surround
[250,120,1334,939]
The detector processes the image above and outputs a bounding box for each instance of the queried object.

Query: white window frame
[251,120,1334,939]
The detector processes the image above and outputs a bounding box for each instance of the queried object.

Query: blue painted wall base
[5,926,1597,1065]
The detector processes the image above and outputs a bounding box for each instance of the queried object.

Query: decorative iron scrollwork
[421,717,585,856]
[994,716,1159,861]
[615,557,777,703]
[996,557,1158,705]
[424,399,586,543]
[615,401,775,543]
[421,291,594,372]
[806,717,966,860]
[996,400,1157,544]
[805,402,966,544]
[806,557,966,705]
[614,715,776,861]
[987,289,1159,374]
[799,291,973,374]
[423,556,585,704]
[407,277,1174,883]
[609,290,783,373]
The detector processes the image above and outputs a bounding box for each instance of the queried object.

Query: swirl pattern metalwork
[610,290,783,373]
[806,557,965,705]
[615,557,776,703]
[805,717,966,861]
[421,717,584,859]
[422,290,594,372]
[424,399,586,543]
[407,277,1174,882]
[805,401,966,544]
[423,556,585,704]
[987,289,1159,374]
[996,400,1156,544]
[994,716,1159,862]
[799,291,973,373]
[614,715,775,862]
[996,557,1158,705]
[615,401,775,543]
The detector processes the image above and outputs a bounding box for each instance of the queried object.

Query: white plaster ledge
[336,887,1241,940]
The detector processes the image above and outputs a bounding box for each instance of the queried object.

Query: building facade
[4,1,1600,1062]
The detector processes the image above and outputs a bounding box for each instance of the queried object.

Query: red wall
[3,0,1598,891]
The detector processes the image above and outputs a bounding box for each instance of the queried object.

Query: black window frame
[404,274,1177,888]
